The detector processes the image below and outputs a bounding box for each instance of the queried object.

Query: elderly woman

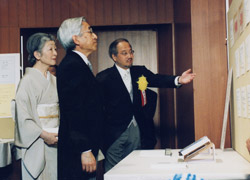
[14,33,59,180]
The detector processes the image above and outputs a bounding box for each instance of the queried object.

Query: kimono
[14,68,59,180]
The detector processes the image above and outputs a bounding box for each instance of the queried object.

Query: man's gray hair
[57,16,86,51]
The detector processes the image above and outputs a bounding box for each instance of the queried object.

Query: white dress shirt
[115,64,137,127]
[115,64,133,101]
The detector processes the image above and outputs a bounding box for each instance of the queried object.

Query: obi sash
[37,103,59,133]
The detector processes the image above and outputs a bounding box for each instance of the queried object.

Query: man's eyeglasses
[119,50,135,56]
[80,27,94,35]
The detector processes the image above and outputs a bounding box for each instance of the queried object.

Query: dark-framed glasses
[119,50,135,56]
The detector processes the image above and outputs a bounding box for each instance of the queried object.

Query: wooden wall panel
[103,0,113,25]
[121,0,130,25]
[158,25,176,148]
[112,0,121,25]
[36,0,44,27]
[18,0,27,27]
[191,0,229,147]
[87,0,95,25]
[52,0,61,27]
[8,0,18,27]
[69,0,79,19]
[78,0,87,20]
[138,0,148,24]
[209,0,231,148]
[156,0,167,23]
[60,0,70,23]
[174,0,191,23]
[175,24,194,148]
[26,0,36,27]
[44,0,53,27]
[147,0,157,24]
[9,28,20,53]
[95,0,104,25]
[192,0,210,141]
[0,28,9,53]
[0,0,9,26]
[165,0,174,23]
[130,0,139,24]
[0,0,174,29]
[173,1,193,148]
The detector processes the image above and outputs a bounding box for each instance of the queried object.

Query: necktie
[124,71,133,101]
[87,62,93,71]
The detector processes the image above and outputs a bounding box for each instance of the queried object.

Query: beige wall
[0,118,14,139]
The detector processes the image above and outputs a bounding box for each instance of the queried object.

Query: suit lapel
[130,67,141,105]
[72,51,95,79]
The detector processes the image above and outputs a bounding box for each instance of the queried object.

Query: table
[0,139,14,168]
[104,149,250,180]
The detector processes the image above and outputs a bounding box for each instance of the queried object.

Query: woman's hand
[40,130,58,145]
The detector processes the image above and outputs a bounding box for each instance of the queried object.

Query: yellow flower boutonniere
[137,75,148,91]
[137,75,148,106]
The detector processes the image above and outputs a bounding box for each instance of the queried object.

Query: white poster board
[0,53,20,118]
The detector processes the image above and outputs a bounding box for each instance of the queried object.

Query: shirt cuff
[175,76,182,87]
[82,150,91,154]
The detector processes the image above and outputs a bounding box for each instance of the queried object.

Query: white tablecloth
[104,149,250,180]
[0,139,14,168]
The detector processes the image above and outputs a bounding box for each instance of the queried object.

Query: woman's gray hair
[27,33,56,66]
[57,16,86,51]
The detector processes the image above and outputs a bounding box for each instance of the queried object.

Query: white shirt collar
[72,50,91,66]
[115,64,130,78]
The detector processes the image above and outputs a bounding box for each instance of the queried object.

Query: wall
[0,0,173,53]
[174,0,195,148]
[0,0,230,148]
[191,0,230,148]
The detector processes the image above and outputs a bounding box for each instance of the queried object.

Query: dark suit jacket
[141,89,157,149]
[57,51,104,180]
[96,65,177,152]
